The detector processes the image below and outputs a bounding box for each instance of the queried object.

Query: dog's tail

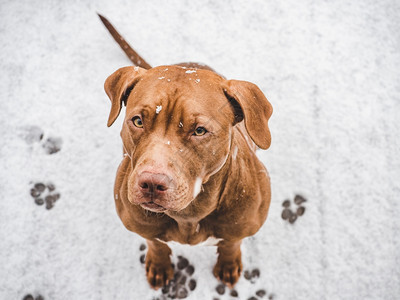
[97,13,152,69]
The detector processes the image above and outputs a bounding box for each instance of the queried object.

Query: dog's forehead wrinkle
[140,97,215,134]
[136,78,229,128]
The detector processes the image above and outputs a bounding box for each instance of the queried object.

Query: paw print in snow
[30,181,60,210]
[139,243,146,264]
[139,242,197,300]
[20,126,44,144]
[281,194,307,224]
[42,136,62,154]
[213,268,275,300]
[159,256,196,299]
[20,125,62,154]
[22,294,44,300]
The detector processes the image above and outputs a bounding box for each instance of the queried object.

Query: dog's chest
[157,236,222,247]
[158,221,222,246]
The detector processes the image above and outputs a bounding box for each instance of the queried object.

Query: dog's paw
[213,257,242,288]
[145,256,174,290]
[281,194,307,224]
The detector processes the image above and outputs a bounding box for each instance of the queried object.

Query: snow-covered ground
[1,0,399,299]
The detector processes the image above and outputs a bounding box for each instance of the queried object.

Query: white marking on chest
[193,177,202,198]
[198,236,223,246]
[156,236,223,247]
[156,105,162,114]
[232,146,238,160]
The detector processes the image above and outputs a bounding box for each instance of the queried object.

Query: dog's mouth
[140,201,167,213]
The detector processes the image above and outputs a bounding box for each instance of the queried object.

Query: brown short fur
[100,14,272,290]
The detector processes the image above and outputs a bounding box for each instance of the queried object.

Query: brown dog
[100,15,272,289]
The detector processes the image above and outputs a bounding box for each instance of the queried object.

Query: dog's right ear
[104,66,147,127]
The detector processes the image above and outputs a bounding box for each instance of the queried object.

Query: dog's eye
[193,127,207,136]
[132,116,143,128]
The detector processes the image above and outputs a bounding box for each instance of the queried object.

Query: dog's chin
[140,199,192,213]
[129,194,169,213]
[140,201,167,213]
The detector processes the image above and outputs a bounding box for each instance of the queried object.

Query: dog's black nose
[138,172,172,194]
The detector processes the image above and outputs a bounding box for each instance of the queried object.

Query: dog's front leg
[145,239,174,289]
[213,240,243,287]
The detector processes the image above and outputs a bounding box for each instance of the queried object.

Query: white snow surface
[1,0,400,299]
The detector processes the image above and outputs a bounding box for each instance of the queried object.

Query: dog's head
[104,65,272,213]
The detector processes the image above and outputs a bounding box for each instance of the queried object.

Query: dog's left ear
[104,66,147,127]
[223,80,273,149]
